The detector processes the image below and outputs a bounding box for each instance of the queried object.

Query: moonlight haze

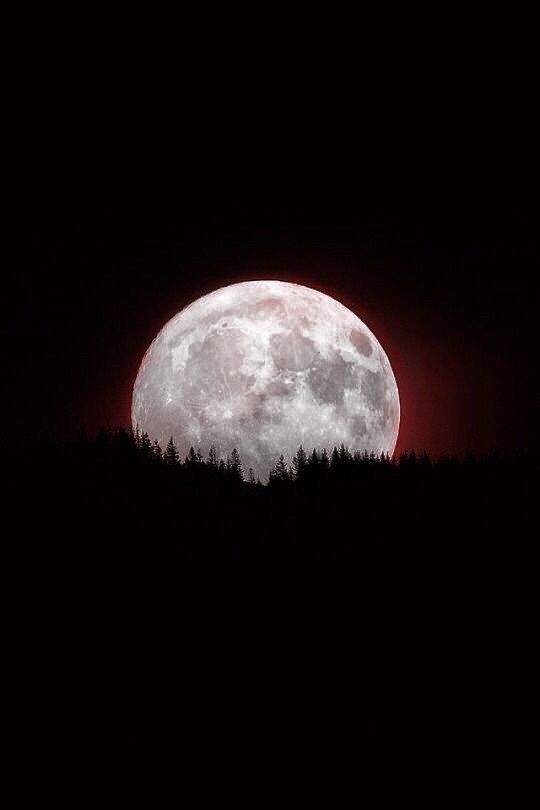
[132,281,400,480]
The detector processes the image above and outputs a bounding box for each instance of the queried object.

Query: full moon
[132,281,400,481]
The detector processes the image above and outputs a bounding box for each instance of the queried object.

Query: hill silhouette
[10,428,535,793]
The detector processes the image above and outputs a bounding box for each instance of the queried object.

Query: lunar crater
[308,353,357,405]
[350,327,373,357]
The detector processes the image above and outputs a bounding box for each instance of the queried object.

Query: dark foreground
[13,434,536,798]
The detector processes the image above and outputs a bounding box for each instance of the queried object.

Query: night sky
[17,27,538,457]
[15,21,539,792]
[25,184,537,458]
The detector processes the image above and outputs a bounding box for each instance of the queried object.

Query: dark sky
[24,183,537,457]
[18,26,539,457]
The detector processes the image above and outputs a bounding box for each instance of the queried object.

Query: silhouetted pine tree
[229,448,243,481]
[207,445,218,468]
[419,451,432,467]
[321,449,330,472]
[185,446,199,467]
[292,445,308,480]
[138,431,152,459]
[269,454,291,484]
[152,439,162,461]
[164,437,179,466]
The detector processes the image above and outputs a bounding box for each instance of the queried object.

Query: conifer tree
[270,454,290,483]
[207,445,218,468]
[139,431,152,458]
[164,437,179,466]
[229,448,243,481]
[308,448,320,467]
[321,449,330,472]
[292,445,307,479]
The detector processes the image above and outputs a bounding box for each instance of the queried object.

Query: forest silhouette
[14,426,535,786]
[19,425,534,560]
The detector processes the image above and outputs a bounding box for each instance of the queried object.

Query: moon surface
[132,281,400,481]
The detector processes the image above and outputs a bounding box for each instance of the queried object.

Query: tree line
[54,426,529,488]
